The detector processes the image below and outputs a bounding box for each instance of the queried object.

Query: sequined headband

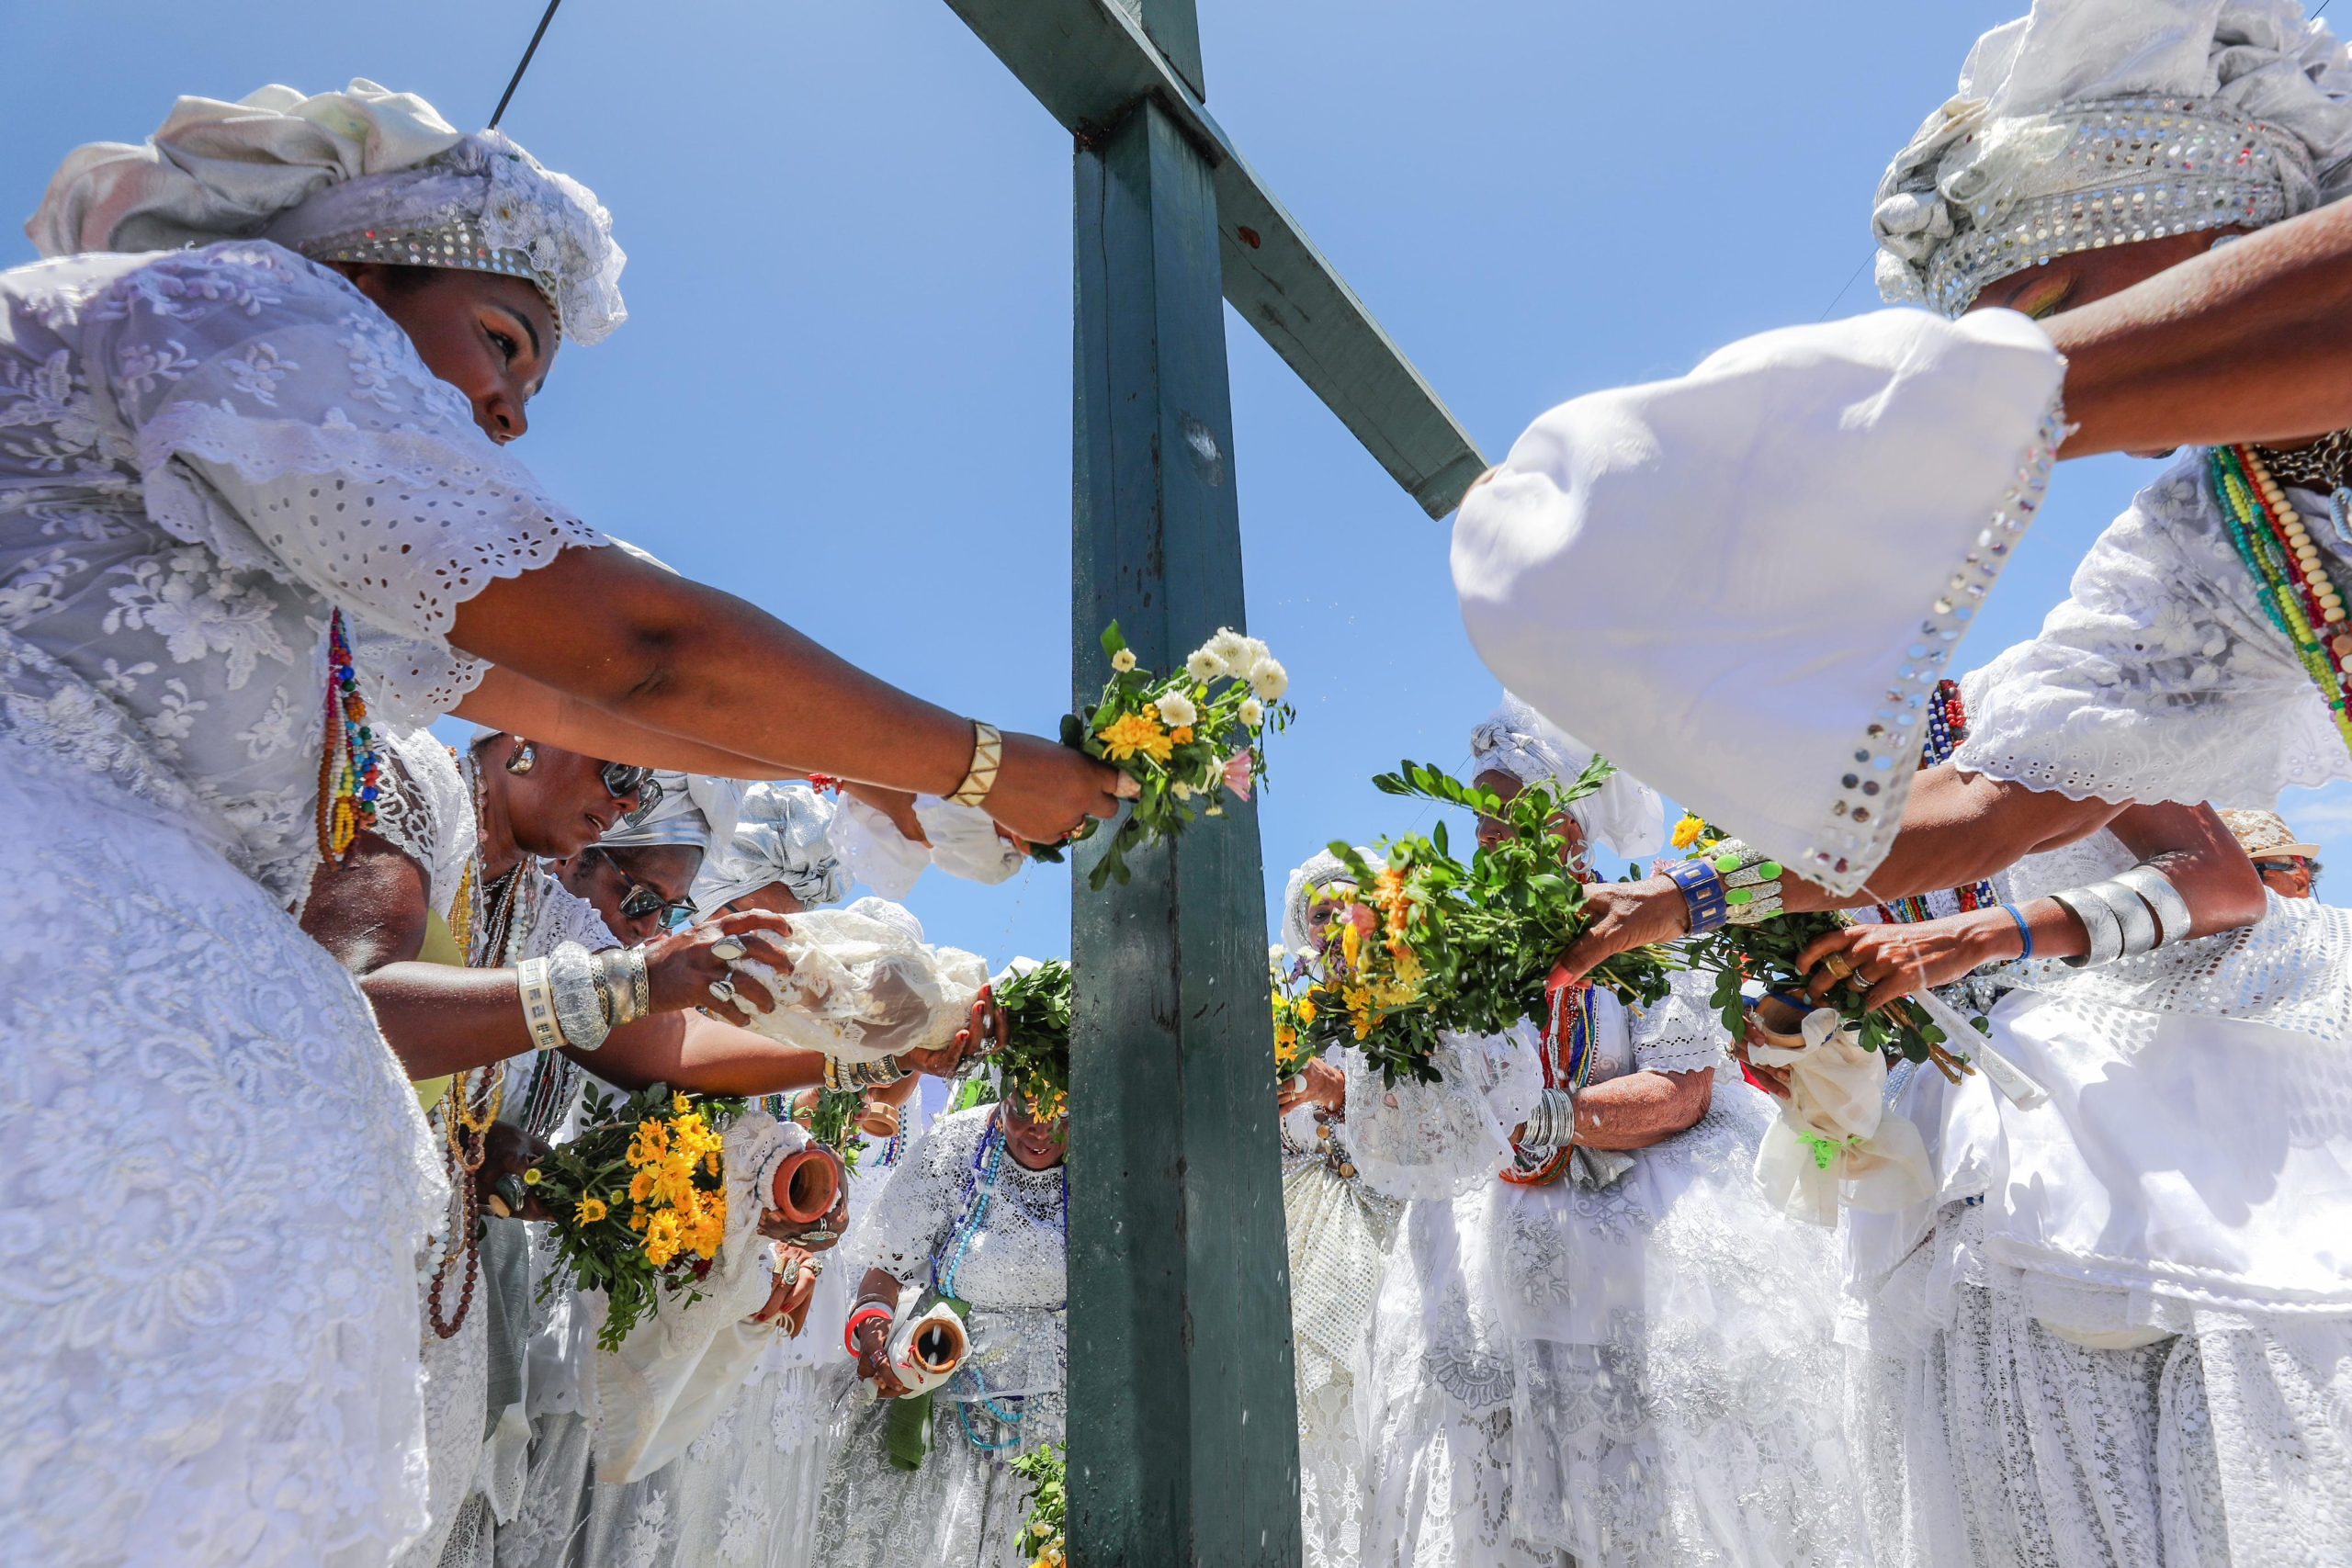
[293,217,566,339]
[1915,96,2298,317]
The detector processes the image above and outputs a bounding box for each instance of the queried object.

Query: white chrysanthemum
[1172,781,1194,801]
[1248,656,1288,702]
[1204,628,1255,674]
[1238,697,1264,728]
[1186,649,1225,682]
[1110,649,1137,673]
[1156,691,1199,728]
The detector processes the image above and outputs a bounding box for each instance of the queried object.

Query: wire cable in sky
[489,0,565,130]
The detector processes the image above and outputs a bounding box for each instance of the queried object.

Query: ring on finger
[1820,953,1857,982]
[708,977,739,1006]
[711,936,748,964]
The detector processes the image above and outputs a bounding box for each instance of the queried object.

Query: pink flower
[1221,750,1255,802]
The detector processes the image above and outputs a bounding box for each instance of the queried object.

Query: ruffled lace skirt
[1846,1207,2352,1568]
[0,739,445,1567]
[811,1388,1067,1568]
[1285,1154,1403,1568]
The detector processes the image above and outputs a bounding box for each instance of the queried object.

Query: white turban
[1453,307,2064,898]
[1282,848,1385,956]
[1468,694,1665,861]
[600,772,746,858]
[1873,0,2352,313]
[28,79,627,343]
[692,782,849,914]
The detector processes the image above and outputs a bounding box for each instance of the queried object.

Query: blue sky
[9,0,2346,971]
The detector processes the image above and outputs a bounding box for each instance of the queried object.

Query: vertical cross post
[1066,72,1304,1568]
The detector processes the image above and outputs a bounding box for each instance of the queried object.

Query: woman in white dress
[814,1091,1068,1568]
[1353,698,1871,1568]
[1274,856,1406,1568]
[0,81,1122,1568]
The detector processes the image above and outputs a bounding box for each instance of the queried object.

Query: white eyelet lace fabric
[1845,1206,2352,1568]
[0,241,605,914]
[0,737,446,1567]
[1956,452,2352,807]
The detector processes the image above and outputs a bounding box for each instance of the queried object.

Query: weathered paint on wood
[1067,94,1305,1567]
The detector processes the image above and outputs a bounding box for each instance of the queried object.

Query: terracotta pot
[768,1145,845,1225]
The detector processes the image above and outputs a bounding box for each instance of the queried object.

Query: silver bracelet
[2086,878,2161,958]
[2110,864,2193,946]
[1711,839,1788,927]
[595,946,652,1027]
[628,944,650,1020]
[515,955,566,1052]
[548,942,613,1052]
[2051,886,2126,968]
[1520,1086,1575,1152]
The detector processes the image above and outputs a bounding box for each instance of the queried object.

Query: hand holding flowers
[1036,624,1293,890]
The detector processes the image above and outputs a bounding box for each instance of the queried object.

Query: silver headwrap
[691,782,850,914]
[1873,0,2352,315]
[1468,693,1666,861]
[599,772,746,857]
[1282,848,1385,956]
[28,79,627,343]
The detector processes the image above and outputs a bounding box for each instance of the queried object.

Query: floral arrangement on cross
[1295,760,1678,1086]
[1035,623,1293,889]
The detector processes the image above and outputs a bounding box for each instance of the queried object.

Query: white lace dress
[1841,831,2352,1568]
[0,240,607,1566]
[1281,1053,1406,1568]
[569,1104,929,1568]
[1955,453,2352,805]
[812,1105,1068,1568]
[1355,972,1872,1568]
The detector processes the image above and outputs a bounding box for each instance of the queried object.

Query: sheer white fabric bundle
[730,897,989,1063]
[1453,307,2065,897]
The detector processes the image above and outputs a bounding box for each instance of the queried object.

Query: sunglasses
[600,761,664,826]
[2255,857,2319,877]
[583,848,697,928]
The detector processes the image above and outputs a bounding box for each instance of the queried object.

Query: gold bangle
[947,720,1001,807]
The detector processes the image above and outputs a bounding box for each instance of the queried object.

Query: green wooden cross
[944,1,1485,1561]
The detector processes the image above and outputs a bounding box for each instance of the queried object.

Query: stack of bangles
[2041,863,2195,967]
[844,1296,895,1356]
[1517,1086,1577,1155]
[1668,838,1787,932]
[826,1054,910,1091]
[513,939,650,1053]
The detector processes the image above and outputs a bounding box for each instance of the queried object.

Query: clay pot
[768,1145,846,1225]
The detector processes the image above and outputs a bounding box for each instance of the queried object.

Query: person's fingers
[718,908,794,938]
[1862,973,1922,1014]
[1792,927,1856,976]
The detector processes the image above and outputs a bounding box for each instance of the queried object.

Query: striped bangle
[1998,902,2035,961]
[1669,859,1729,933]
[515,956,566,1052]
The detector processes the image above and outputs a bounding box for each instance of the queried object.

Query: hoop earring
[506,740,537,775]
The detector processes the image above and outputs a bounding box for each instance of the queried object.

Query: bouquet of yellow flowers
[1035,623,1293,889]
[1296,761,1678,1086]
[1013,1443,1067,1568]
[1270,945,1326,1088]
[532,1083,841,1350]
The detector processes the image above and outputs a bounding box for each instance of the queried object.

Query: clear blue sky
[9,0,2346,969]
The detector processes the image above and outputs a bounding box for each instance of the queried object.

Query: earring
[506,740,537,775]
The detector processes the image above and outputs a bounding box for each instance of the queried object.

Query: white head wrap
[1873,0,2352,315]
[1467,694,1665,861]
[28,79,627,343]
[691,782,849,914]
[1282,848,1385,956]
[599,772,747,858]
[1452,307,2065,897]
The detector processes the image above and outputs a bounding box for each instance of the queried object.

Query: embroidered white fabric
[1957,455,2352,807]
[376,729,480,919]
[0,242,605,914]
[0,738,447,1566]
[730,901,990,1065]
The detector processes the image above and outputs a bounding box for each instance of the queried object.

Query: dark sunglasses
[600,761,664,825]
[583,848,696,927]
[2255,857,2319,877]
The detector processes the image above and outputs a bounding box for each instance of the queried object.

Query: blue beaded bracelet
[1998,901,2034,961]
[1670,858,1730,934]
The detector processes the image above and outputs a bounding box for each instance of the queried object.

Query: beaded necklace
[2209,444,2352,759]
[314,610,383,861]
[2251,430,2352,548]
[934,1111,1069,1454]
[1501,983,1596,1188]
[1874,679,1999,924]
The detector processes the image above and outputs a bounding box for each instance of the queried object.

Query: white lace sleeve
[853,1109,971,1288]
[373,728,474,920]
[1343,1028,1532,1201]
[516,871,620,960]
[85,243,608,728]
[1953,455,2351,806]
[1631,964,1731,1076]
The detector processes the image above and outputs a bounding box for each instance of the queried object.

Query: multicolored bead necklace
[1874,679,1998,923]
[2210,444,2352,759]
[1502,982,1596,1188]
[314,610,383,860]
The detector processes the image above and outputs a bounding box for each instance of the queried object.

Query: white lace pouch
[730,901,989,1063]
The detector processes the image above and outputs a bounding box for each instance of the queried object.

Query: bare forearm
[455,664,791,779]
[587,1011,831,1096]
[362,963,538,1077]
[1781,766,2123,913]
[2051,201,2352,457]
[1571,1069,1711,1151]
[452,547,975,793]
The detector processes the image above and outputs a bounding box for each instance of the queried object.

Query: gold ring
[1820,953,1856,982]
